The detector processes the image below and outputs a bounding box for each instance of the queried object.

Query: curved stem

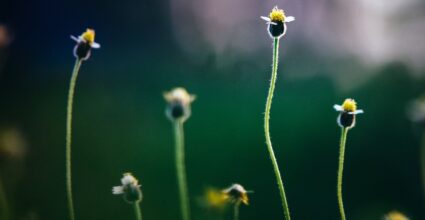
[337,127,348,220]
[264,37,291,220]
[233,202,240,220]
[174,120,191,220]
[133,202,142,220]
[66,58,82,220]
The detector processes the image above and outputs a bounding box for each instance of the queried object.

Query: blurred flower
[164,87,196,122]
[0,24,13,49]
[334,98,364,129]
[202,183,251,210]
[203,187,228,209]
[261,6,295,39]
[70,28,100,60]
[112,173,142,203]
[0,128,27,162]
[407,95,425,127]
[222,184,250,205]
[384,211,409,220]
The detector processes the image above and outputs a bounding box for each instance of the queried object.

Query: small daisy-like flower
[112,173,142,203]
[261,6,295,38]
[70,28,100,60]
[164,87,196,122]
[384,211,409,220]
[222,184,251,205]
[333,98,364,129]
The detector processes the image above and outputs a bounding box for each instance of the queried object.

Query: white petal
[268,21,278,25]
[260,16,271,22]
[347,110,363,115]
[91,42,101,49]
[285,16,295,22]
[70,35,80,42]
[333,104,343,111]
[353,109,364,114]
[112,186,124,195]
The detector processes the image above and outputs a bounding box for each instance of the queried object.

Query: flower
[222,184,251,205]
[164,87,196,122]
[203,187,229,209]
[333,98,364,129]
[261,6,295,38]
[384,211,409,220]
[407,95,425,127]
[70,28,100,60]
[112,173,142,203]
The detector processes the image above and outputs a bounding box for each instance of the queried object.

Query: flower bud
[261,6,295,39]
[222,184,250,205]
[164,87,195,122]
[112,173,142,203]
[71,28,100,61]
[333,98,364,129]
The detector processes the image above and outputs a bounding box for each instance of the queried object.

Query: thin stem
[264,37,291,220]
[0,173,10,220]
[133,202,142,220]
[421,132,425,200]
[66,58,82,220]
[337,127,349,220]
[173,120,191,220]
[233,202,240,220]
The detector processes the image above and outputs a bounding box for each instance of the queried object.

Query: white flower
[261,6,295,38]
[70,28,100,49]
[112,173,142,203]
[334,98,364,128]
[222,184,252,205]
[70,28,100,60]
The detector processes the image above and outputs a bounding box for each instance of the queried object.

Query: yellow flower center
[385,211,409,220]
[342,98,357,112]
[81,28,95,44]
[269,7,286,22]
[205,188,227,208]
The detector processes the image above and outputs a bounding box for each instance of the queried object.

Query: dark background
[0,0,424,219]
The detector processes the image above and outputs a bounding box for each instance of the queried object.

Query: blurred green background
[0,0,425,219]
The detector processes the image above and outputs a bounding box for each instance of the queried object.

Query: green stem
[337,127,349,220]
[264,37,291,220]
[421,132,425,201]
[233,201,240,220]
[66,58,82,220]
[133,202,142,220]
[174,120,191,220]
[0,173,10,220]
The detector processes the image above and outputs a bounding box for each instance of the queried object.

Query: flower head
[164,87,196,122]
[112,173,142,203]
[407,95,425,128]
[71,28,100,60]
[222,184,251,205]
[261,6,295,38]
[384,211,409,220]
[334,98,364,129]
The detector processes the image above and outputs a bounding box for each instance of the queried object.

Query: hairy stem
[133,202,142,220]
[264,37,291,220]
[174,120,190,220]
[66,58,82,220]
[337,127,349,220]
[233,201,240,220]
